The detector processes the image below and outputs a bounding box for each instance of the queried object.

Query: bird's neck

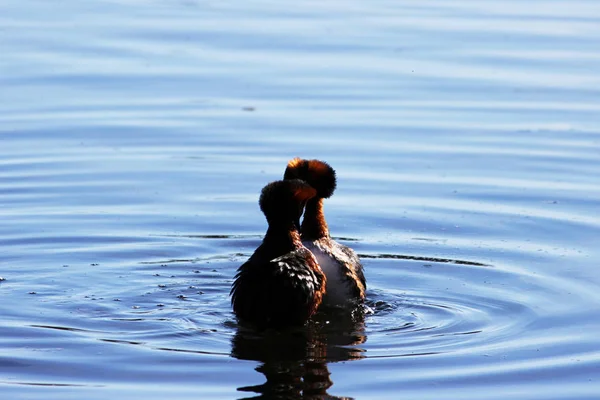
[262,223,303,256]
[301,198,330,240]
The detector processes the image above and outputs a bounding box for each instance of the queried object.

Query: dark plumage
[231,179,327,329]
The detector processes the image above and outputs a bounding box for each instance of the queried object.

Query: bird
[231,179,327,329]
[284,158,366,307]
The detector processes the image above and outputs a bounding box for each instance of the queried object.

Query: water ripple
[2,0,600,398]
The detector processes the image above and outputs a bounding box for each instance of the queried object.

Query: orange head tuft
[293,184,317,203]
[286,157,304,170]
[284,158,337,199]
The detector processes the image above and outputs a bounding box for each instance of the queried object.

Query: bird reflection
[231,307,367,399]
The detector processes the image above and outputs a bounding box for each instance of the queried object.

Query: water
[2,0,600,398]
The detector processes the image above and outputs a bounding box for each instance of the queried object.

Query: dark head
[259,179,317,229]
[283,158,337,199]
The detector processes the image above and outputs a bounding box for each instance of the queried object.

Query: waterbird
[284,158,366,307]
[231,179,327,329]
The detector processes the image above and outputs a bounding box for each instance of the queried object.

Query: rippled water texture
[2,0,600,399]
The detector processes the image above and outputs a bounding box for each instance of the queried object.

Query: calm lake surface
[2,1,600,399]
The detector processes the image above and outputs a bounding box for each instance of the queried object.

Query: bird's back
[231,247,326,329]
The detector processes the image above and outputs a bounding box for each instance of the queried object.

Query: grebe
[284,158,366,307]
[231,179,327,329]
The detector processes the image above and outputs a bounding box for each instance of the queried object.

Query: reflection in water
[231,307,367,399]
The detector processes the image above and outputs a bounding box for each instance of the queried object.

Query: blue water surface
[1,1,600,399]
